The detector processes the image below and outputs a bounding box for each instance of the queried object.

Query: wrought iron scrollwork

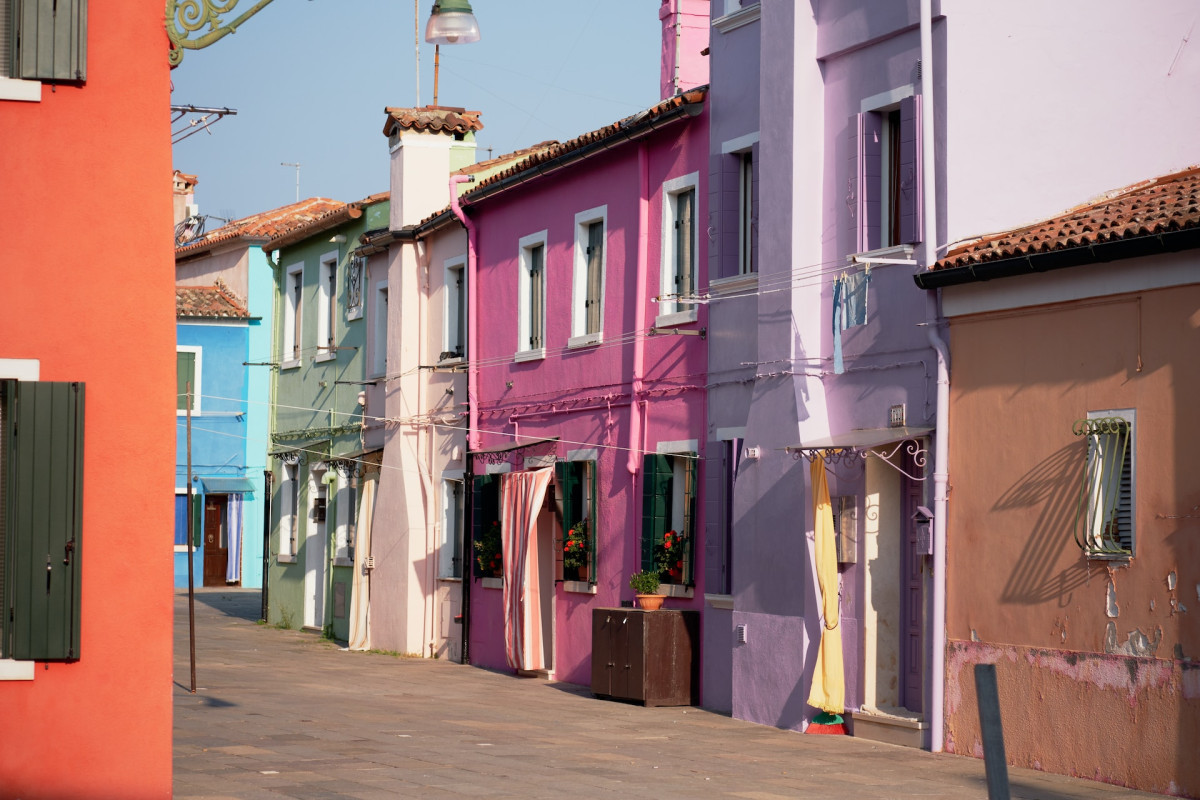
[788,438,928,482]
[166,0,279,67]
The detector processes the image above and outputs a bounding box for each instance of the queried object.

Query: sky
[170,1,663,224]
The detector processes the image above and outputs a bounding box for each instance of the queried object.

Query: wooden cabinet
[591,607,698,707]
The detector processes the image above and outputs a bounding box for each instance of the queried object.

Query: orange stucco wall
[0,4,175,799]
[944,283,1200,796]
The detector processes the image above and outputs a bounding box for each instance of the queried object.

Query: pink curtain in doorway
[500,468,552,671]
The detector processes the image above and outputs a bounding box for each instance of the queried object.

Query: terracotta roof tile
[383,105,484,138]
[265,191,389,251]
[934,165,1200,270]
[176,280,250,319]
[176,198,347,256]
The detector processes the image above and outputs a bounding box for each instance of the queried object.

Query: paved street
[174,589,1164,799]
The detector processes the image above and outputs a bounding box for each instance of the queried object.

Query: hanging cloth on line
[832,270,871,375]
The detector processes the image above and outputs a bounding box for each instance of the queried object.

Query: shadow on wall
[992,441,1091,605]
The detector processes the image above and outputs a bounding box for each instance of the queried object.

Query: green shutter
[176,351,195,411]
[15,0,87,82]
[587,460,597,576]
[191,490,202,547]
[641,454,672,572]
[683,454,697,585]
[3,381,85,661]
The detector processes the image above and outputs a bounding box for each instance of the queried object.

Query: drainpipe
[627,143,650,476]
[920,0,949,754]
[448,174,479,450]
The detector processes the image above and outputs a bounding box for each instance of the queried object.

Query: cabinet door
[617,611,644,702]
[591,609,614,696]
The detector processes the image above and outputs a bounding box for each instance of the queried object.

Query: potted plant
[563,518,590,581]
[474,520,502,578]
[629,568,665,610]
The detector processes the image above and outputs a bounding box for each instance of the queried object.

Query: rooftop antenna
[281,162,301,202]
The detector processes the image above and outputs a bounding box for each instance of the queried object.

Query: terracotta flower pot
[636,593,666,611]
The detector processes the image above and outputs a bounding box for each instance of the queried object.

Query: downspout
[448,174,478,450]
[627,142,650,477]
[415,236,436,658]
[920,0,949,754]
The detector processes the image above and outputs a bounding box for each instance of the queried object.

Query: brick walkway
[174,589,1165,799]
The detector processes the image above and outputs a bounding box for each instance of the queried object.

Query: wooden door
[203,495,228,587]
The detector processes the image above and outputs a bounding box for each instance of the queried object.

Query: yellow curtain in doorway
[807,457,845,714]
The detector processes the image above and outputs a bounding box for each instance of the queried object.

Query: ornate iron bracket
[469,438,558,469]
[166,0,280,67]
[788,438,928,482]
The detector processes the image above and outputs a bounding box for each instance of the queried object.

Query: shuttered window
[1073,412,1135,557]
[471,474,501,578]
[555,460,595,582]
[585,221,604,335]
[176,349,196,411]
[849,94,921,252]
[2,380,85,661]
[7,0,87,82]
[673,188,696,298]
[641,453,696,585]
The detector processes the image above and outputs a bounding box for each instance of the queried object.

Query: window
[278,461,299,561]
[1074,410,1135,557]
[707,437,741,595]
[442,259,466,361]
[471,474,502,578]
[372,281,388,377]
[317,253,337,359]
[283,264,303,367]
[517,231,548,359]
[1,380,85,661]
[346,255,365,320]
[557,457,596,584]
[850,91,921,253]
[176,346,202,415]
[174,493,189,548]
[333,470,354,563]
[440,477,464,578]
[642,448,698,586]
[659,172,700,320]
[571,207,607,344]
[1,0,86,88]
[738,151,756,275]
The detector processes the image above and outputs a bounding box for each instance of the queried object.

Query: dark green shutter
[3,381,85,661]
[683,454,697,584]
[176,351,195,411]
[191,490,202,547]
[15,0,87,82]
[641,454,672,572]
[587,460,597,575]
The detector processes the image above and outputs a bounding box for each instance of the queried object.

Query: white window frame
[516,230,548,361]
[442,257,467,363]
[1081,409,1136,559]
[440,473,465,579]
[570,206,607,347]
[316,251,338,361]
[176,345,202,417]
[657,172,700,326]
[333,470,353,565]
[278,462,299,562]
[653,439,699,598]
[371,280,389,378]
[282,263,304,369]
[713,0,761,32]
[854,85,918,256]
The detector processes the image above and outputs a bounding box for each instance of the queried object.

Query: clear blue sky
[170,1,662,224]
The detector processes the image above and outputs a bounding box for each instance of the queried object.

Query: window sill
[713,3,760,33]
[850,244,915,266]
[437,355,465,369]
[659,583,694,599]
[176,409,200,417]
[513,348,546,363]
[280,359,301,371]
[564,580,597,595]
[709,273,757,298]
[0,77,41,102]
[277,554,297,564]
[333,556,354,567]
[0,659,34,681]
[315,351,337,363]
[654,308,699,328]
[481,576,503,589]
[705,593,734,610]
[567,333,602,349]
[347,307,363,322]
[174,545,190,554]
[439,576,463,583]
[1085,551,1133,563]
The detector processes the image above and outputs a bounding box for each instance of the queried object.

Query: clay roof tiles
[176,281,250,319]
[383,106,484,138]
[934,165,1200,271]
[175,197,347,257]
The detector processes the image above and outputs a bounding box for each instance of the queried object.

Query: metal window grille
[1073,416,1133,556]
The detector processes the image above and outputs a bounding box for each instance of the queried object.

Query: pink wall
[0,3,175,797]
[465,107,710,687]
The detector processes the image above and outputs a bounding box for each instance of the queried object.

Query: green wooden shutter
[15,0,87,82]
[586,222,603,334]
[3,381,85,661]
[683,454,697,585]
[641,454,672,572]
[587,460,597,576]
[176,351,195,411]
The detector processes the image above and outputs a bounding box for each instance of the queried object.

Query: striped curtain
[348,478,376,651]
[225,493,243,583]
[501,468,552,671]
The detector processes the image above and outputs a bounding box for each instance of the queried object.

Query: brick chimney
[660,0,710,100]
[172,170,198,226]
[382,106,483,230]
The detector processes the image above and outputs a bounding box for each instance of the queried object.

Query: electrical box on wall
[833,495,858,564]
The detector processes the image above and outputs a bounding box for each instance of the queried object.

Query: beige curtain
[500,468,552,671]
[807,457,845,713]
[347,477,376,652]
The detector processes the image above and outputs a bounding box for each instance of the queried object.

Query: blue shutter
[898,94,923,245]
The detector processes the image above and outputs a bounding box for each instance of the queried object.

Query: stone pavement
[174,589,1164,799]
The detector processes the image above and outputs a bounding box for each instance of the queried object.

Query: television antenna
[281,162,301,202]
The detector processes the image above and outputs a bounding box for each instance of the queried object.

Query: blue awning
[199,477,257,495]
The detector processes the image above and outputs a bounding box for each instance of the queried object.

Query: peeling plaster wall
[946,641,1200,796]
[944,283,1200,796]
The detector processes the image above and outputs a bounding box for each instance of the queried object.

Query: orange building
[917,167,1200,796]
[0,3,175,797]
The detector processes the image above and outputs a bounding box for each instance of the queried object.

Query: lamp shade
[425,0,481,44]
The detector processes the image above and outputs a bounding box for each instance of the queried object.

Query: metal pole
[261,469,273,623]
[186,381,197,694]
[433,44,440,107]
[974,664,1011,800]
